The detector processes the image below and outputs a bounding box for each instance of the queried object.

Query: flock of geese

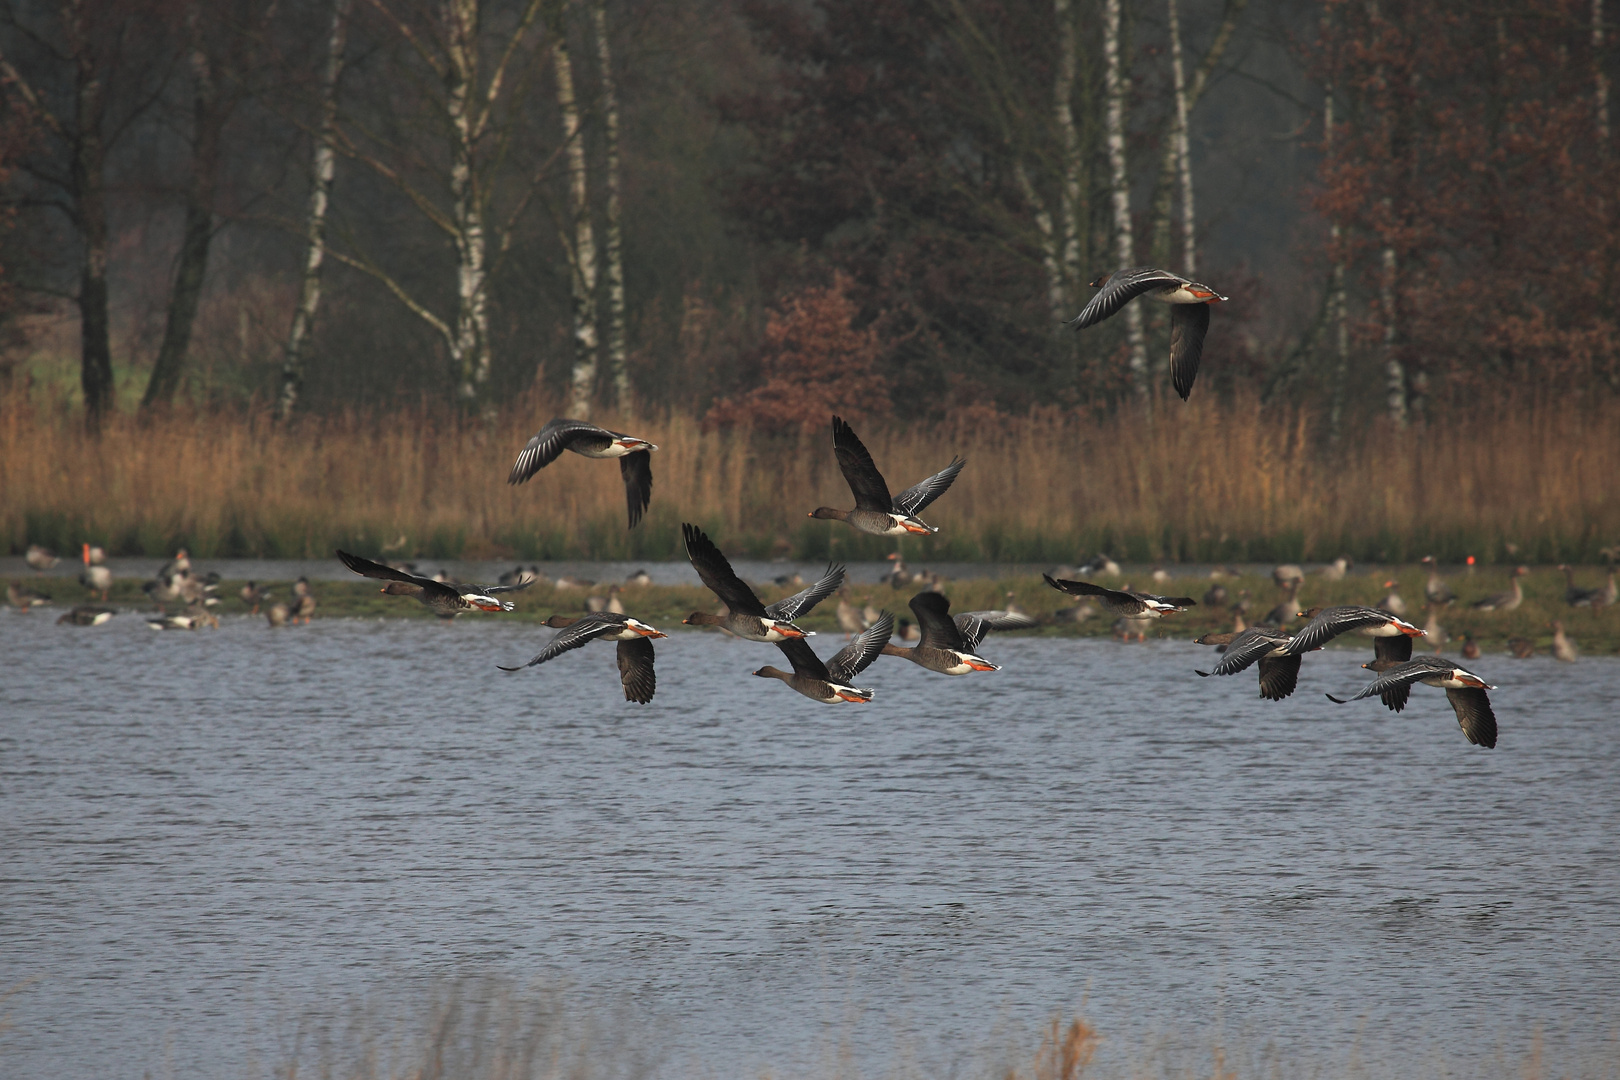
[8,268,1612,749]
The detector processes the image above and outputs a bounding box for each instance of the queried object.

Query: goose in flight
[878,591,1028,675]
[1042,574,1196,618]
[508,418,659,528]
[809,416,964,536]
[681,523,844,642]
[1283,605,1425,664]
[1067,267,1227,400]
[754,612,894,703]
[337,550,533,617]
[1325,656,1498,748]
[499,612,665,704]
[1194,625,1301,701]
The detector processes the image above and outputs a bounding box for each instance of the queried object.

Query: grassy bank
[3,394,1619,564]
[19,563,1618,655]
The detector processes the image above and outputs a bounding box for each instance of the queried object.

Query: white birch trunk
[1597,0,1610,142]
[1054,0,1082,294]
[591,0,629,407]
[1103,0,1148,399]
[1168,0,1195,274]
[1380,217,1406,427]
[1014,162,1064,330]
[277,0,349,420]
[446,0,490,401]
[555,26,599,419]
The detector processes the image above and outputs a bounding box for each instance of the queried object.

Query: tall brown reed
[3,391,1616,562]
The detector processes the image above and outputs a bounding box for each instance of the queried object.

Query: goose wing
[1285,606,1389,655]
[831,415,894,512]
[953,610,1038,650]
[616,637,657,704]
[499,613,620,670]
[766,563,846,621]
[829,611,894,682]
[1256,654,1303,701]
[1042,574,1141,615]
[337,549,448,594]
[1446,687,1497,748]
[682,523,767,616]
[1169,303,1209,401]
[1067,267,1184,330]
[908,592,967,651]
[508,418,612,484]
[775,636,832,682]
[1373,634,1414,664]
[1324,658,1446,706]
[620,451,654,528]
[1196,628,1287,676]
[891,457,966,517]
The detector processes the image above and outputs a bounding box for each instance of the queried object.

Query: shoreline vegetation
[10,564,1617,655]
[3,393,1618,566]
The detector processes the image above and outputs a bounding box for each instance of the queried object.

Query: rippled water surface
[4,613,1619,1078]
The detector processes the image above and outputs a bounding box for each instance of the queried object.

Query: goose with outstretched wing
[1067,267,1226,400]
[808,416,964,536]
[754,612,895,703]
[508,418,659,528]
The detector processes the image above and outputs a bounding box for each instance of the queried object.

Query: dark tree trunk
[65,0,114,430]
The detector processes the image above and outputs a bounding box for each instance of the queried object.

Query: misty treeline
[0,0,1615,433]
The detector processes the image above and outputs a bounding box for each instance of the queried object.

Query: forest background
[0,0,1616,562]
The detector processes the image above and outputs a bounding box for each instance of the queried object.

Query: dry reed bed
[3,396,1617,561]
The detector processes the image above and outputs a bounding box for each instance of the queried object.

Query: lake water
[3,612,1618,1079]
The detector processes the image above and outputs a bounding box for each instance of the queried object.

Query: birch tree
[1323,40,1351,444]
[553,12,598,418]
[325,0,547,405]
[1166,0,1194,275]
[1102,0,1148,399]
[1596,0,1609,143]
[276,0,350,420]
[591,0,628,407]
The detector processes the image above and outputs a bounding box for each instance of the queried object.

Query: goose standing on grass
[1044,575,1197,619]
[1077,553,1122,577]
[7,581,51,610]
[1326,656,1498,748]
[1067,267,1227,399]
[681,523,844,642]
[1603,567,1618,607]
[25,545,58,573]
[753,612,894,704]
[1508,636,1535,659]
[507,418,659,528]
[1471,565,1528,611]
[291,578,317,624]
[499,612,666,703]
[1421,556,1456,607]
[57,605,115,626]
[1284,605,1426,664]
[877,592,1015,676]
[1558,565,1605,608]
[80,544,112,601]
[808,416,965,536]
[1261,580,1302,628]
[338,550,533,619]
[1194,625,1302,701]
[1321,556,1353,582]
[1375,580,1407,618]
[1551,621,1579,662]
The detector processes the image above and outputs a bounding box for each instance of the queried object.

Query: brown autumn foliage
[1313,0,1620,402]
[704,272,891,429]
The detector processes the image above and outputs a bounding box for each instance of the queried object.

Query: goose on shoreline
[808,416,964,537]
[1471,566,1528,612]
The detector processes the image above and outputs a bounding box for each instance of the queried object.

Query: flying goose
[499,612,666,703]
[877,591,1011,675]
[1042,575,1196,618]
[1325,656,1498,748]
[808,416,964,536]
[338,550,532,618]
[1067,266,1227,399]
[508,418,659,528]
[1194,625,1301,701]
[754,612,894,703]
[1284,605,1426,664]
[681,523,844,642]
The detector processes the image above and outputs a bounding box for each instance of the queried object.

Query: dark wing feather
[829,611,894,682]
[891,457,966,517]
[683,523,767,616]
[498,614,618,670]
[908,592,967,651]
[953,610,1038,650]
[766,563,845,621]
[831,416,893,512]
[1256,654,1302,701]
[1374,634,1414,663]
[508,418,611,484]
[337,549,437,588]
[1169,303,1210,401]
[1067,267,1184,330]
[1446,688,1497,748]
[617,637,657,704]
[620,451,653,528]
[1204,629,1287,675]
[1285,607,1387,655]
[1042,575,1142,616]
[775,636,831,682]
[1339,659,1439,707]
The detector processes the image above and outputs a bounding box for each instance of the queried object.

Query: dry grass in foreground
[3,392,1617,563]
